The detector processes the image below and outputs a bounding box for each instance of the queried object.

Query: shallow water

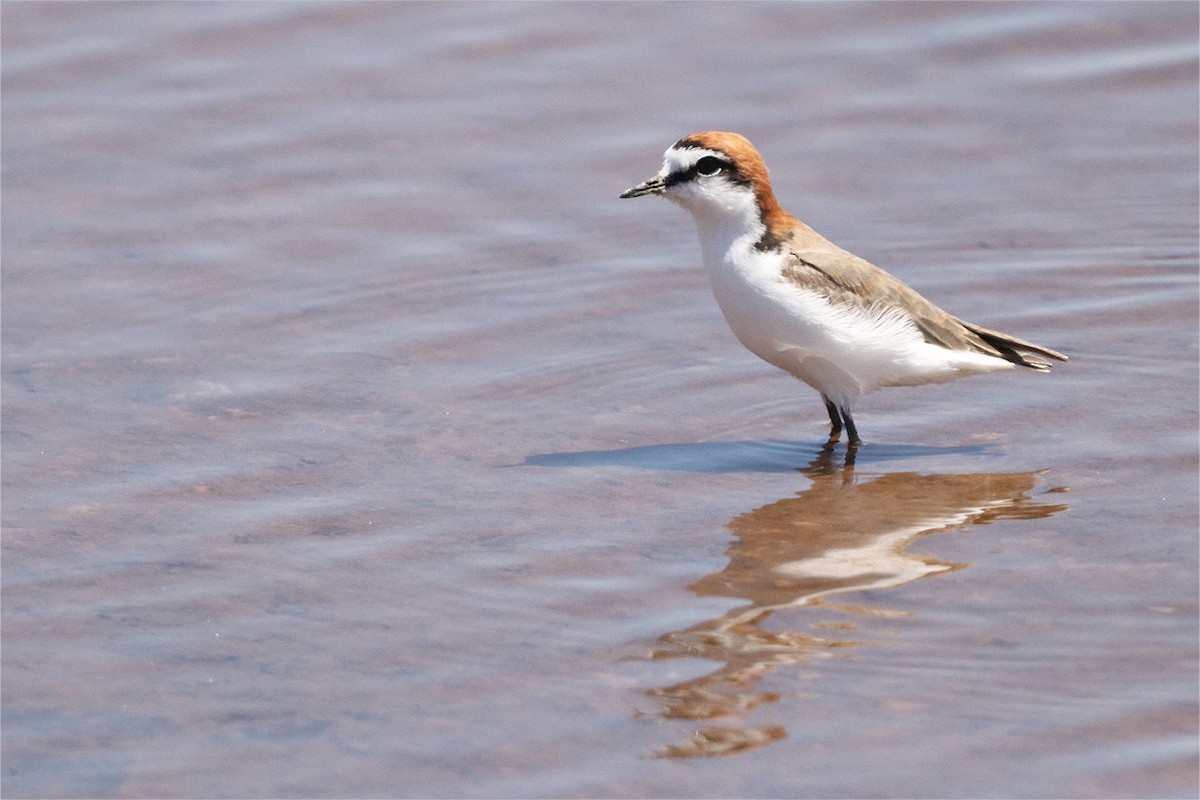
[2,2,1197,797]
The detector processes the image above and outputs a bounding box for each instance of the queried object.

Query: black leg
[840,405,861,445]
[822,396,843,436]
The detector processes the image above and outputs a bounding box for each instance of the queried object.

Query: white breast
[695,227,1012,404]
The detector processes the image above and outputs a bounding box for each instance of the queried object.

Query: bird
[620,131,1067,445]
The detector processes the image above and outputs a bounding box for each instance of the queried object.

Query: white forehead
[660,145,723,175]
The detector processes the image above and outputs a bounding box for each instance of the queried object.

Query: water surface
[3,2,1197,797]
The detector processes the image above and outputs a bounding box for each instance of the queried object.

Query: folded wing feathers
[954,318,1068,370]
[782,249,1068,371]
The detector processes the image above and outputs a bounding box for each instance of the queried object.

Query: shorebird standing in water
[621,131,1067,444]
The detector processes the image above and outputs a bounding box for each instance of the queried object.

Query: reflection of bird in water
[641,453,1068,759]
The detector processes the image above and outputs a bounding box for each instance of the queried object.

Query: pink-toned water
[3,2,1196,797]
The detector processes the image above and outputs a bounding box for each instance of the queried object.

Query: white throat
[666,186,767,269]
[690,209,765,269]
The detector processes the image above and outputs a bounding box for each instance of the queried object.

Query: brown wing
[780,247,1068,370]
[953,318,1069,370]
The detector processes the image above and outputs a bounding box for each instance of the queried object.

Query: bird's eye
[695,156,725,176]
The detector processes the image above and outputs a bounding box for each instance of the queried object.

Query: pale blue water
[3,2,1197,797]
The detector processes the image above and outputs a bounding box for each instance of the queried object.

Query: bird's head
[620,131,782,230]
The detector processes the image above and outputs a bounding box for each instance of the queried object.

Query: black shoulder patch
[753,228,787,253]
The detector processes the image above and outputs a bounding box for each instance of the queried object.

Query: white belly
[702,244,1012,404]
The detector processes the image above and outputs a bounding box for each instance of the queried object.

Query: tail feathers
[958,319,1069,371]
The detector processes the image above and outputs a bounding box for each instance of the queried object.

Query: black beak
[619,174,667,199]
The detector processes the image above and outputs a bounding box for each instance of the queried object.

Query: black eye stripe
[664,155,741,187]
